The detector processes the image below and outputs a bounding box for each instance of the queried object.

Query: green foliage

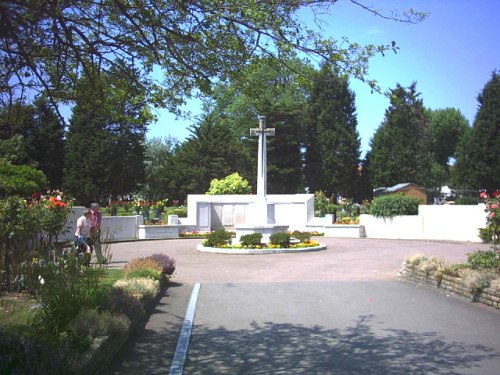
[1,1,425,117]
[314,191,335,216]
[64,67,150,204]
[453,71,500,191]
[207,172,252,195]
[32,265,109,335]
[479,227,495,243]
[467,250,500,270]
[126,268,162,281]
[0,159,47,197]
[165,206,187,217]
[269,232,291,248]
[428,108,469,167]
[204,229,233,247]
[239,233,263,247]
[368,83,436,188]
[304,63,361,199]
[455,196,480,205]
[291,231,312,243]
[370,194,421,218]
[170,114,253,196]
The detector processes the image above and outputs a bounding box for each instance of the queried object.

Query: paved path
[104,238,500,374]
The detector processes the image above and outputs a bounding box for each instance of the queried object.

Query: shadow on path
[186,314,499,375]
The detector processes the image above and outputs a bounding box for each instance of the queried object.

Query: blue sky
[146,0,500,157]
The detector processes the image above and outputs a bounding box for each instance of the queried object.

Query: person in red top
[90,203,103,262]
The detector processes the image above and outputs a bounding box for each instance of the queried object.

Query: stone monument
[234,116,289,243]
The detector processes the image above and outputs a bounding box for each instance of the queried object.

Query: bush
[269,232,291,248]
[459,269,497,296]
[455,196,480,205]
[467,250,500,270]
[102,287,145,322]
[165,206,187,217]
[113,277,159,298]
[148,253,176,276]
[68,308,130,341]
[126,268,161,280]
[206,172,251,195]
[239,233,263,247]
[291,231,312,243]
[370,194,421,218]
[405,253,428,269]
[479,227,495,243]
[204,229,232,247]
[124,258,162,276]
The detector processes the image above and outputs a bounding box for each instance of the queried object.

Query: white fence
[359,204,487,242]
[60,204,488,243]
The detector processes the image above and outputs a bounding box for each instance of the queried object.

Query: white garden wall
[359,204,487,242]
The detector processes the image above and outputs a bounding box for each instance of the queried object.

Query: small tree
[206,173,252,195]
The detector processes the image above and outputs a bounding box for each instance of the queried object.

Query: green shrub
[165,206,187,217]
[239,233,263,247]
[206,172,251,195]
[370,194,421,218]
[459,269,497,296]
[269,232,291,248]
[126,268,161,280]
[204,229,232,247]
[291,231,312,243]
[467,250,500,270]
[455,196,480,205]
[479,227,495,243]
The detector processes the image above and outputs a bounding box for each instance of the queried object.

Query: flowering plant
[152,198,168,212]
[480,191,500,249]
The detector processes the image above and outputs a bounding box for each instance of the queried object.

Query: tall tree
[64,65,152,204]
[141,136,179,200]
[368,83,434,188]
[304,63,361,200]
[453,71,500,191]
[203,57,311,193]
[427,108,469,166]
[169,114,252,197]
[0,1,424,113]
[0,98,65,188]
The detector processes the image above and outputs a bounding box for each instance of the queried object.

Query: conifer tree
[453,71,500,191]
[304,63,361,199]
[368,83,433,188]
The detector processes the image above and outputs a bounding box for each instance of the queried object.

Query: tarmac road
[104,238,500,375]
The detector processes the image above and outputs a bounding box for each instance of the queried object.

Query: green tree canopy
[304,63,361,200]
[368,82,434,188]
[1,0,425,113]
[453,71,500,191]
[64,66,152,204]
[427,108,469,166]
[0,159,47,197]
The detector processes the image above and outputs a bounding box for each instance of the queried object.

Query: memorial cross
[250,116,275,198]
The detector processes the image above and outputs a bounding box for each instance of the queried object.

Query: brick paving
[107,237,490,284]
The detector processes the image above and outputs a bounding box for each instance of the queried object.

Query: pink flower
[492,203,499,210]
[480,191,488,199]
[489,212,495,218]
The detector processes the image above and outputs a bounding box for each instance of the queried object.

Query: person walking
[90,202,104,263]
[75,210,92,265]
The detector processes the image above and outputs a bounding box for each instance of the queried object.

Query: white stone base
[196,243,327,254]
[138,225,179,239]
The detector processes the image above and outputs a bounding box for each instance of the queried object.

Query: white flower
[38,275,45,285]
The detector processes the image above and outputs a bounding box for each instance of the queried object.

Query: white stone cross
[250,116,275,198]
